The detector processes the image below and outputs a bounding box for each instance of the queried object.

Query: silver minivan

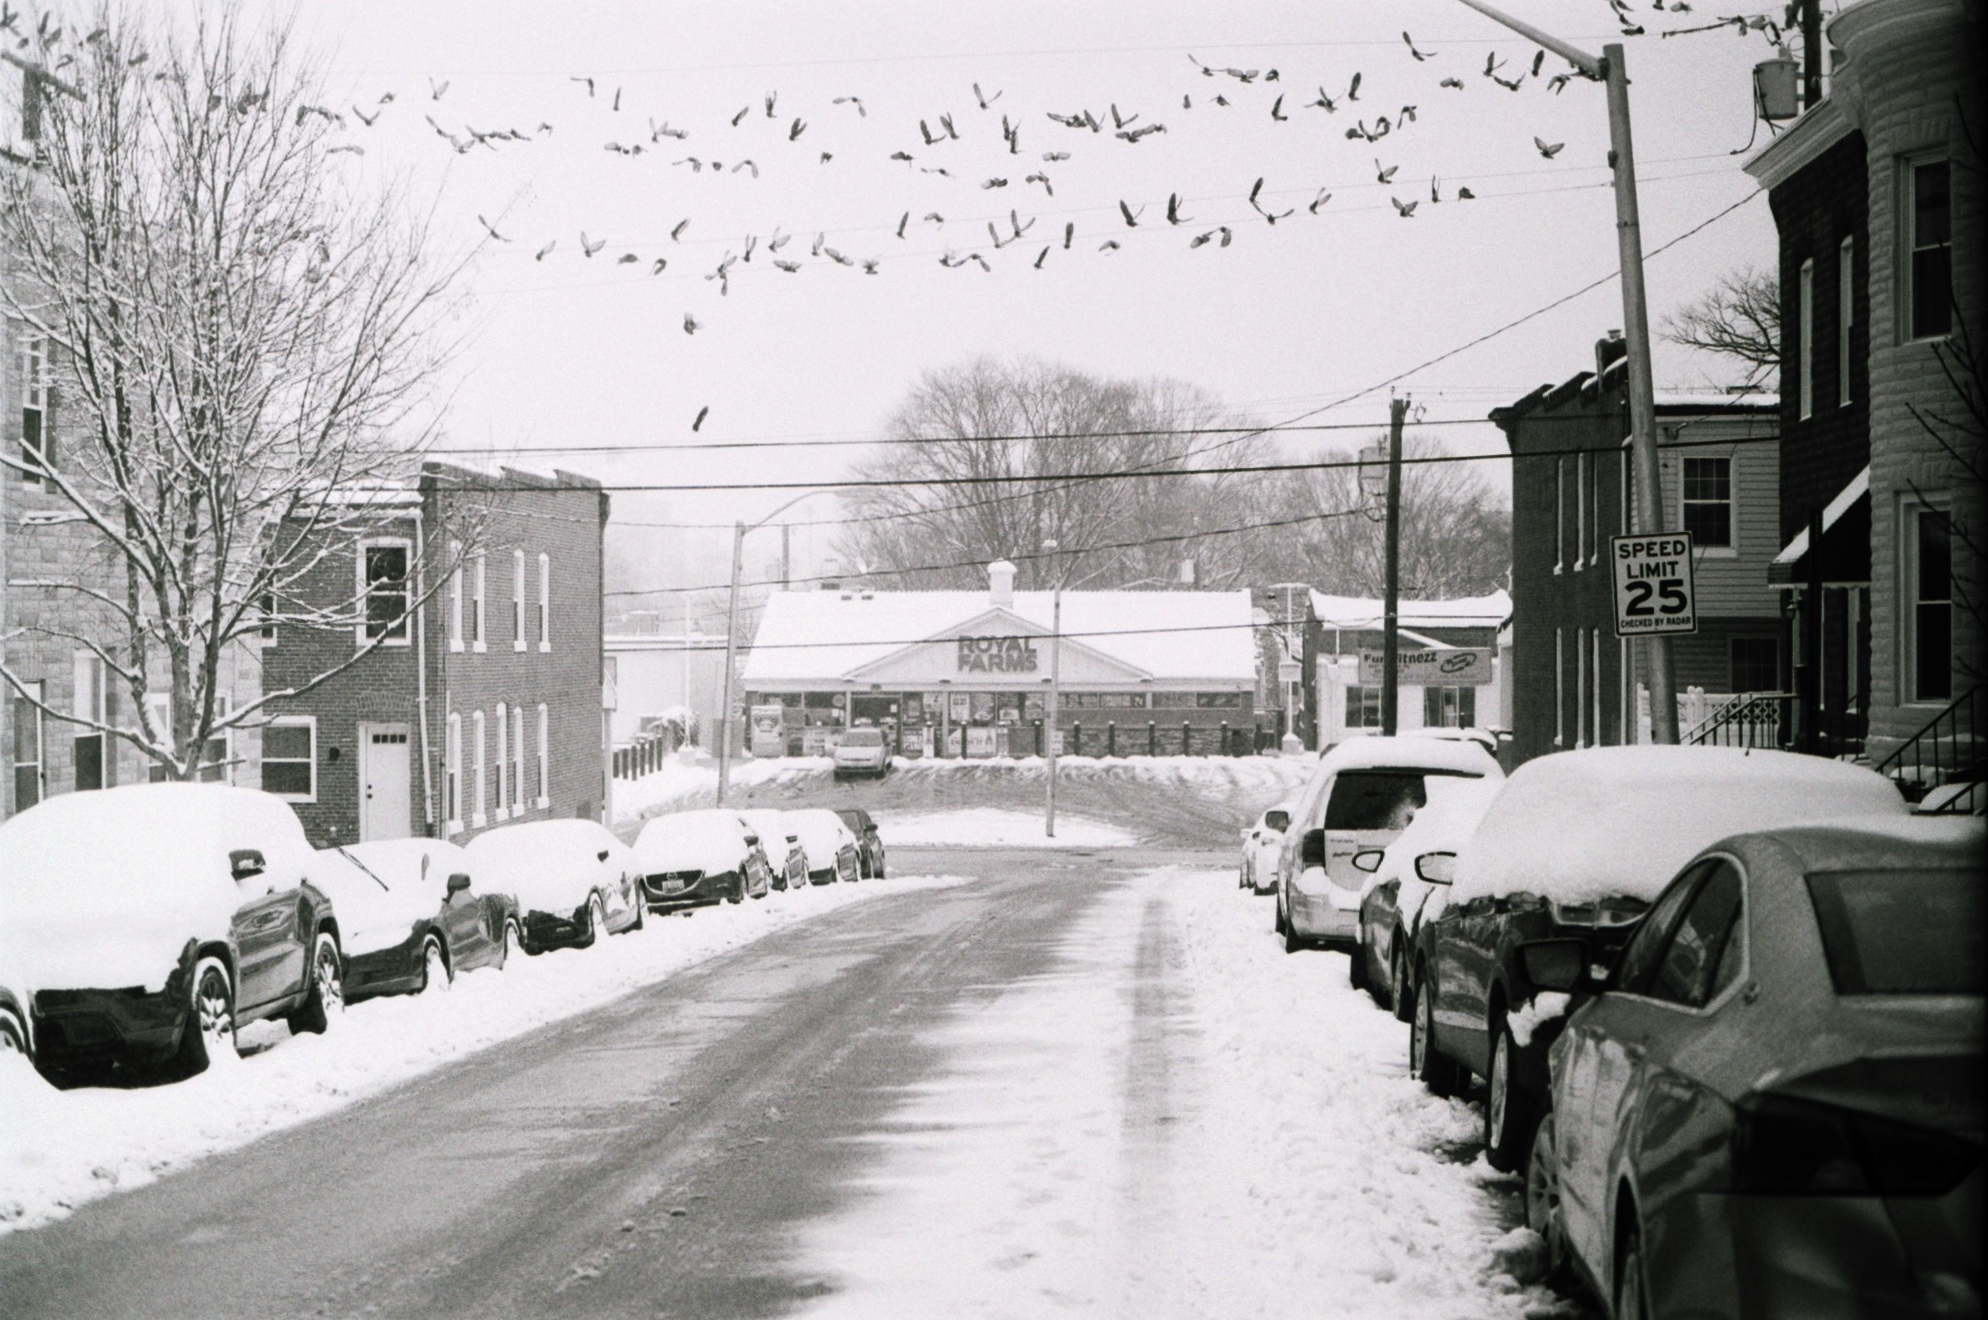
[832,726,890,779]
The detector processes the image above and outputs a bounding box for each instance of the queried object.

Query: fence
[1032,719,1265,757]
[612,728,680,780]
[1682,692,1793,749]
[1872,685,1983,812]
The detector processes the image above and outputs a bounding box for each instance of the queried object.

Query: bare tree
[0,5,459,779]
[837,357,1280,591]
[1661,265,1781,383]
[1275,435,1510,600]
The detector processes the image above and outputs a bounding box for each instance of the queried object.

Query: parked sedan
[836,807,886,878]
[466,819,644,952]
[738,809,808,891]
[790,808,861,884]
[832,726,890,779]
[1353,774,1504,1010]
[0,783,344,1084]
[1238,802,1293,895]
[330,840,520,997]
[1273,736,1502,954]
[632,810,771,912]
[1411,746,1909,1175]
[1528,817,1983,1319]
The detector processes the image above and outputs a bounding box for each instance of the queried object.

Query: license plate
[658,879,685,894]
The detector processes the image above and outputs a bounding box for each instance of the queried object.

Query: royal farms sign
[957,635,1040,673]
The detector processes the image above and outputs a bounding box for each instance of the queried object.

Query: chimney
[988,559,1016,607]
[1596,329,1627,380]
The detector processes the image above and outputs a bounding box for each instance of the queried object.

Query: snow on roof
[1453,746,1910,905]
[1318,734,1503,778]
[1308,590,1511,632]
[741,588,1256,684]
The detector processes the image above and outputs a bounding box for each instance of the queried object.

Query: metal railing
[1683,692,1793,749]
[1872,685,1983,812]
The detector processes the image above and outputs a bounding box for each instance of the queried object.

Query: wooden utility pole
[715,521,745,806]
[1381,398,1407,736]
[1801,0,1823,109]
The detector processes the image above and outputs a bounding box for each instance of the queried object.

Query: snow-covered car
[835,807,886,878]
[0,783,344,1084]
[1410,746,1909,1176]
[789,808,861,884]
[738,809,807,891]
[1529,816,1983,1319]
[832,726,890,779]
[632,809,771,911]
[1238,802,1293,894]
[1353,775,1506,1014]
[1273,736,1502,954]
[466,819,643,952]
[329,840,520,997]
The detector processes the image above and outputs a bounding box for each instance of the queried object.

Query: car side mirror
[1414,851,1456,885]
[230,849,266,883]
[447,873,472,895]
[743,833,759,846]
[597,849,611,862]
[1299,828,1326,868]
[1520,939,1589,992]
[1265,809,1290,833]
[1351,848,1384,874]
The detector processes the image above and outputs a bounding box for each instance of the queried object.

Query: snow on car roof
[737,809,796,837]
[636,809,745,848]
[741,588,1256,684]
[1317,734,1501,778]
[1733,814,1984,871]
[311,848,441,957]
[1453,746,1910,905]
[339,838,471,889]
[1375,776,1506,886]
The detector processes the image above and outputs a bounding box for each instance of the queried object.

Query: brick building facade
[1494,340,1781,765]
[259,462,609,848]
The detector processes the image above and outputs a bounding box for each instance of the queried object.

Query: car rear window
[1323,771,1429,831]
[843,729,883,746]
[1806,869,1982,995]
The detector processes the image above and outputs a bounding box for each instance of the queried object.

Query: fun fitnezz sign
[957,635,1040,673]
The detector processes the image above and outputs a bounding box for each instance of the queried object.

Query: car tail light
[1734,1094,1981,1197]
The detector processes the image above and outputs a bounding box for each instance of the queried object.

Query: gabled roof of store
[1308,589,1512,633]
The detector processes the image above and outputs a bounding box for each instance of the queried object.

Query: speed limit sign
[1611,533,1699,637]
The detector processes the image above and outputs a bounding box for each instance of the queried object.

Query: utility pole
[1045,539,1061,837]
[1452,0,1679,742]
[1800,0,1823,109]
[715,521,745,806]
[1381,397,1407,736]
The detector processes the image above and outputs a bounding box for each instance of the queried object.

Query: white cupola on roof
[987,559,1017,607]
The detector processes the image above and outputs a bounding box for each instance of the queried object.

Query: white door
[359,724,412,841]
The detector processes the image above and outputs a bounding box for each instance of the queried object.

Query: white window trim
[1680,452,1740,560]
[448,541,464,653]
[1798,257,1815,421]
[1837,236,1854,409]
[356,535,415,648]
[472,709,487,827]
[1592,629,1603,748]
[19,332,48,485]
[512,704,526,813]
[472,552,488,653]
[1553,457,1565,574]
[1900,153,1951,345]
[495,701,510,820]
[1576,626,1588,748]
[1554,626,1565,746]
[445,711,463,835]
[537,553,551,652]
[12,680,45,809]
[1574,452,1588,570]
[512,550,527,652]
[1901,496,1953,706]
[263,715,318,804]
[536,702,550,807]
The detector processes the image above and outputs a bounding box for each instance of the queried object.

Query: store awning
[1769,466,1870,585]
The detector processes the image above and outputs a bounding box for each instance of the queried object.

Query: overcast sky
[270,0,1789,592]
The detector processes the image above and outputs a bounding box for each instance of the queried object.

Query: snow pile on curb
[0,874,967,1235]
[877,808,1137,848]
[613,756,832,824]
[796,869,1555,1318]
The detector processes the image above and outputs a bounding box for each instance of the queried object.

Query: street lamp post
[1452,0,1681,743]
[715,490,838,806]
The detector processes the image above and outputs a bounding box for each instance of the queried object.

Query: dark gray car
[1526,817,1983,1319]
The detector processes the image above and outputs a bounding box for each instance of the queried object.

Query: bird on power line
[1391,196,1419,217]
[1547,72,1575,93]
[774,259,801,273]
[571,75,593,97]
[580,232,605,258]
[1431,175,1442,203]
[833,95,866,116]
[789,118,806,140]
[1119,200,1144,227]
[651,258,668,274]
[1403,31,1435,60]
[919,119,940,145]
[1118,123,1165,142]
[1308,189,1332,213]
[1043,151,1070,161]
[1441,76,1465,90]
[476,215,510,242]
[982,177,1008,188]
[612,86,621,111]
[535,239,556,261]
[970,253,992,271]
[973,82,1002,109]
[861,257,880,274]
[671,218,690,242]
[651,118,688,141]
[1166,192,1190,224]
[429,78,449,100]
[616,252,637,264]
[1375,159,1399,184]
[1458,186,1477,199]
[1034,246,1050,268]
[765,92,777,118]
[1110,103,1138,129]
[926,212,946,225]
[692,407,709,431]
[897,211,909,238]
[1213,94,1230,107]
[1534,136,1565,158]
[1346,71,1362,100]
[733,158,759,176]
[683,314,701,334]
[1026,172,1053,195]
[352,104,381,126]
[939,112,959,139]
[1063,222,1075,249]
[768,229,791,252]
[1399,104,1418,123]
[731,106,749,126]
[1530,50,1545,78]
[1098,239,1121,252]
[1269,94,1287,121]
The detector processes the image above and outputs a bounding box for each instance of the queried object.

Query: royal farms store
[739,562,1262,758]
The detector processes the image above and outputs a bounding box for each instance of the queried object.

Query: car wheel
[1273,890,1288,936]
[1391,946,1413,1023]
[1616,1218,1650,1320]
[579,893,607,947]
[1525,1107,1572,1287]
[499,919,521,968]
[728,872,745,904]
[418,935,451,994]
[629,897,647,930]
[1484,1022,1534,1172]
[1409,976,1462,1098]
[0,1009,28,1059]
[288,933,344,1035]
[1282,909,1306,954]
[174,956,236,1076]
[1349,940,1370,991]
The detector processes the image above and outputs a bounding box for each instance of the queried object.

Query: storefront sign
[749,704,787,758]
[957,635,1040,673]
[965,727,997,757]
[1358,647,1493,687]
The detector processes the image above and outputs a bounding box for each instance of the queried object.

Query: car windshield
[1324,771,1429,831]
[1806,869,1983,995]
[842,729,883,746]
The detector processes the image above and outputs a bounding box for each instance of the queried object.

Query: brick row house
[259,462,610,849]
[1495,338,1783,764]
[1743,0,1983,778]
